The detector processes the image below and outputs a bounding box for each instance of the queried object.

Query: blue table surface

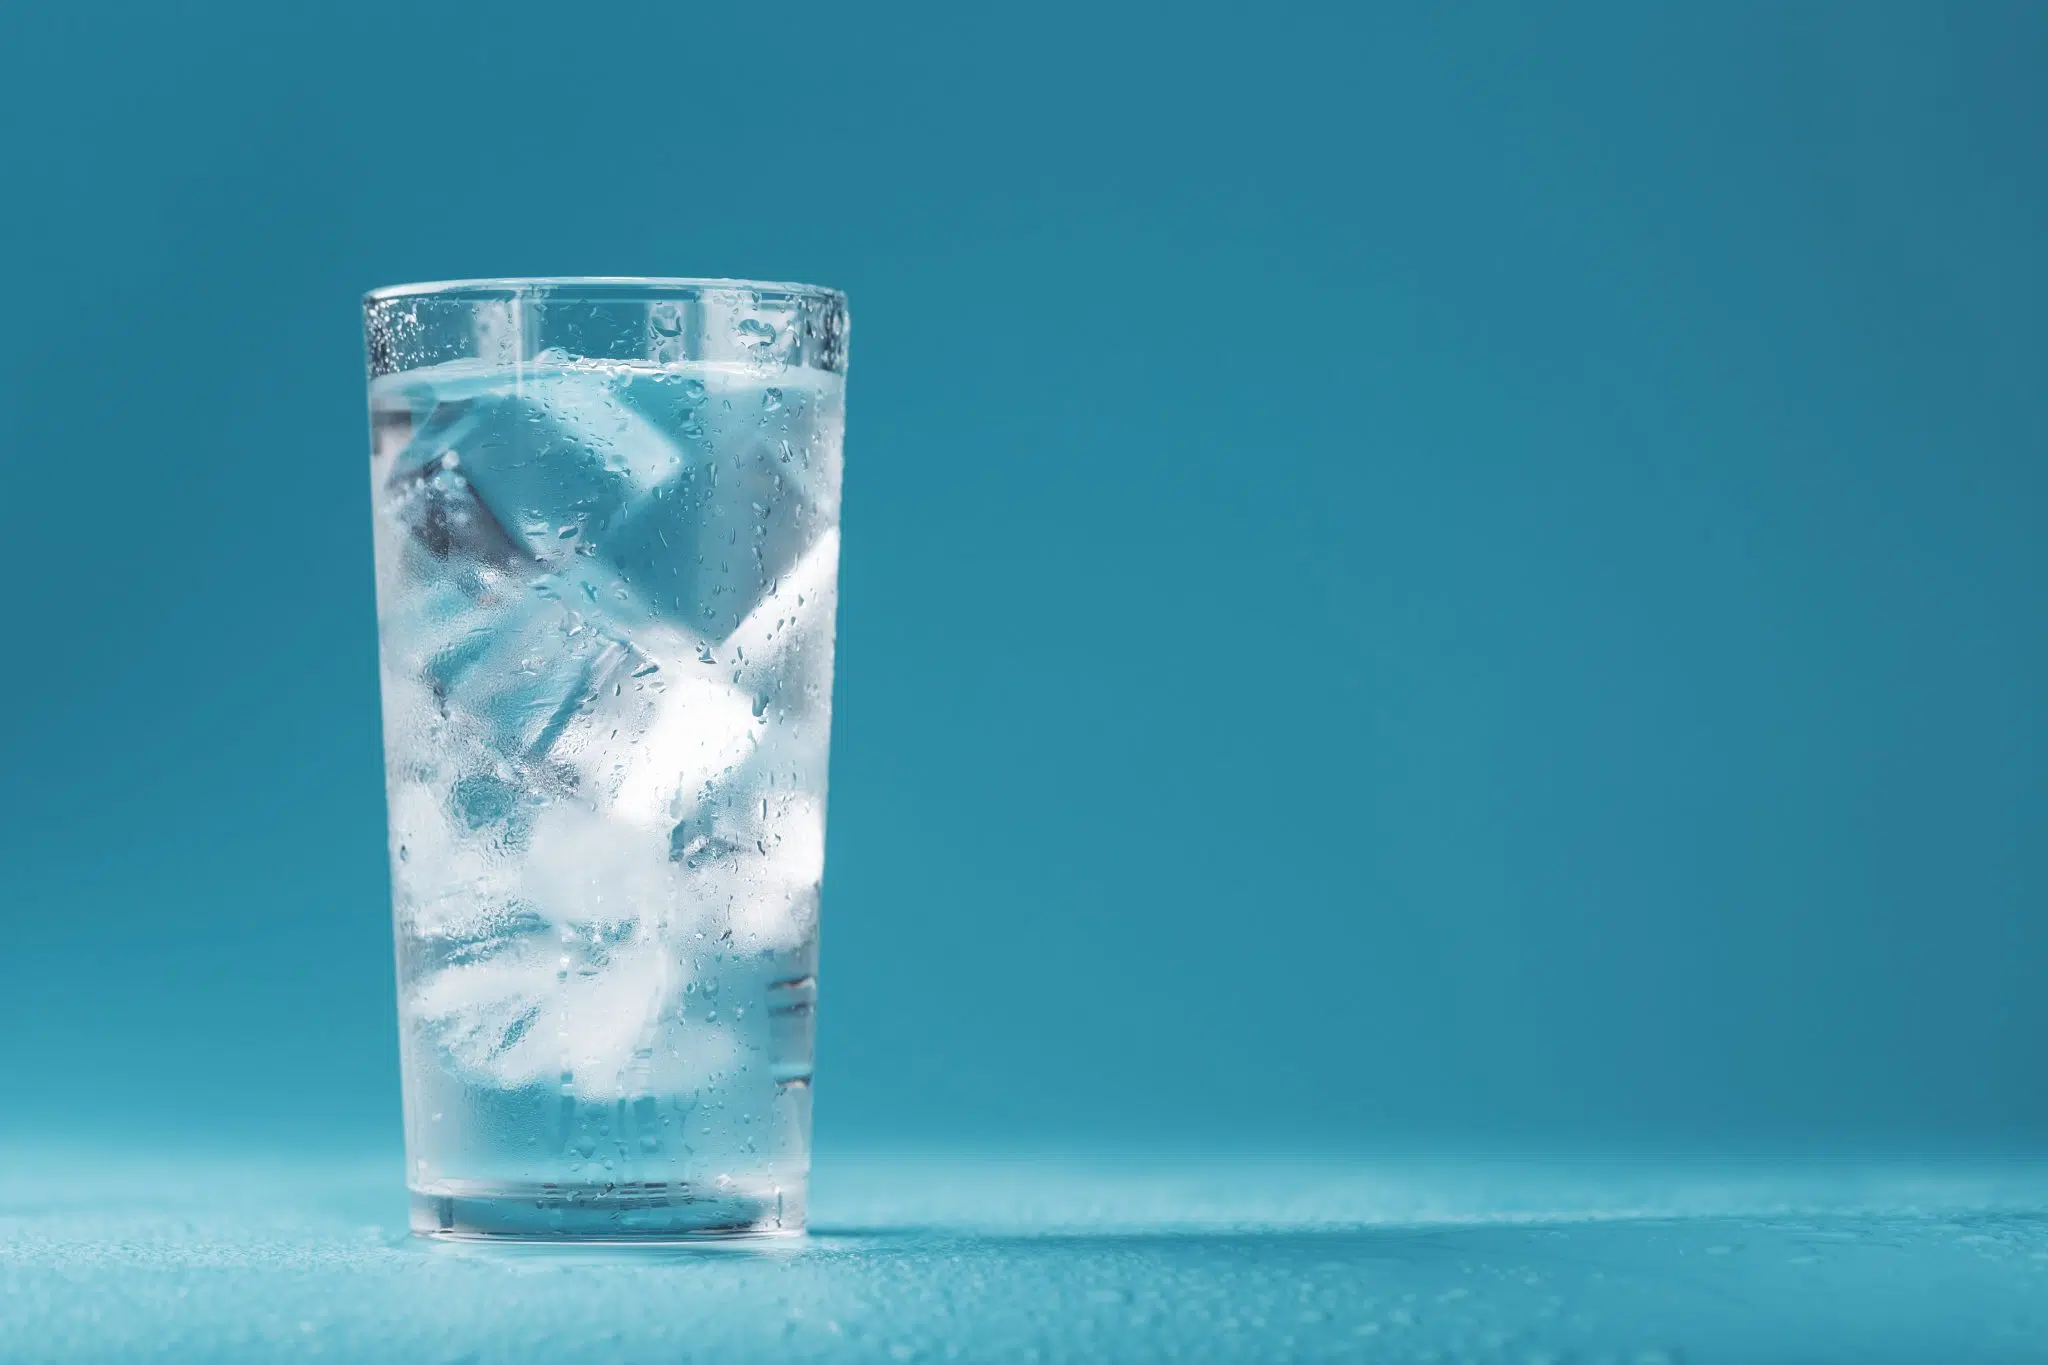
[3,1150,2045,1362]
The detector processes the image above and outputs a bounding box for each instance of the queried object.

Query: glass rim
[362,276,846,306]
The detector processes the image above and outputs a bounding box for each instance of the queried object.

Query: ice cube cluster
[369,356,841,1101]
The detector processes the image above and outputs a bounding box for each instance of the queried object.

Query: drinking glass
[362,277,848,1239]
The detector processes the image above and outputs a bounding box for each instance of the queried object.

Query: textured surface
[3,1153,2046,1362]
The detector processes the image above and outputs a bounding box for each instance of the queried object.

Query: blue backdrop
[1,2,2042,1157]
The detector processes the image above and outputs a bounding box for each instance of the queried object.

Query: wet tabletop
[2,1151,2045,1362]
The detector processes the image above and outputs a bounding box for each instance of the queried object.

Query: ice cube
[384,777,521,942]
[368,361,516,473]
[512,800,698,931]
[400,794,748,1098]
[430,593,648,768]
[375,572,496,705]
[408,918,740,1100]
[593,368,840,637]
[720,524,840,720]
[570,657,764,834]
[666,778,826,952]
[382,452,530,586]
[385,365,685,574]
[615,525,839,950]
[393,769,719,972]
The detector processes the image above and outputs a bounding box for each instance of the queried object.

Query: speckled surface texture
[3,1153,2045,1362]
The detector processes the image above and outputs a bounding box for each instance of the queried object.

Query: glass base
[410,1180,804,1243]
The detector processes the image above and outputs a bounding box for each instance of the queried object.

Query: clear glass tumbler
[361,278,848,1240]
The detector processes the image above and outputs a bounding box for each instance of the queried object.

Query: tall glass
[361,279,847,1240]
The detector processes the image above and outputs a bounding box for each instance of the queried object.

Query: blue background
[1,2,2042,1159]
